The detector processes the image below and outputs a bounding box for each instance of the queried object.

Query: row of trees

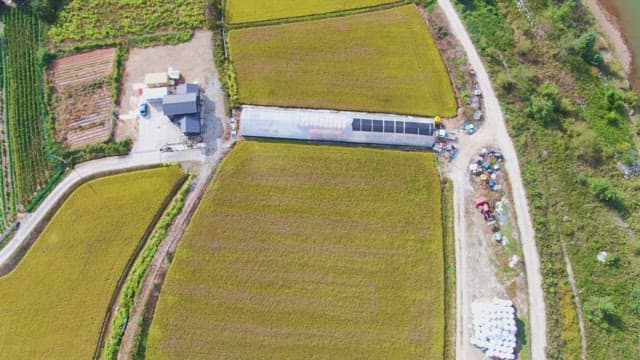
[1,0,63,22]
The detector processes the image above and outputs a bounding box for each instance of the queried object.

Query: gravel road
[436,0,548,359]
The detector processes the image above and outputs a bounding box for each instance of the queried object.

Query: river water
[599,0,640,91]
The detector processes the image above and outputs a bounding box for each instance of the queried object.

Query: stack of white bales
[470,298,518,360]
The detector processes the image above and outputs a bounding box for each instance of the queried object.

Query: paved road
[437,1,548,359]
[0,149,205,268]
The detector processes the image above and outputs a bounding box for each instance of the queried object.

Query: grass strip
[442,178,456,360]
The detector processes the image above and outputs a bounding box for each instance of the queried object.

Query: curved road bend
[437,0,547,359]
[0,149,205,268]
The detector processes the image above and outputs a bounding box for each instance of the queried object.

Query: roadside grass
[228,5,457,117]
[48,0,206,47]
[145,141,446,358]
[225,0,399,24]
[442,179,456,360]
[0,166,184,359]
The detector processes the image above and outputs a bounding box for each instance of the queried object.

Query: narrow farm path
[0,149,205,272]
[560,241,588,360]
[115,146,231,359]
[436,1,548,359]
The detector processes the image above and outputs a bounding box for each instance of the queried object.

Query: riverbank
[584,0,634,82]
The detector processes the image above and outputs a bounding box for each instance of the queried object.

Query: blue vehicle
[139,102,148,117]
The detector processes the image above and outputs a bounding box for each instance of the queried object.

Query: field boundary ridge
[225,1,410,30]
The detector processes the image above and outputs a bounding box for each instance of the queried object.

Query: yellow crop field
[0,166,184,359]
[228,5,457,117]
[225,0,398,24]
[146,141,445,358]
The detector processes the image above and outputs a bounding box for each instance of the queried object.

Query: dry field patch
[146,141,445,359]
[50,48,116,149]
[48,0,206,46]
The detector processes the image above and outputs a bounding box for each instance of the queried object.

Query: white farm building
[240,105,436,148]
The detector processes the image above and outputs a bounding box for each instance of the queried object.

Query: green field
[228,5,457,117]
[48,0,206,45]
[225,0,398,24]
[146,141,445,358]
[2,9,51,216]
[0,166,184,359]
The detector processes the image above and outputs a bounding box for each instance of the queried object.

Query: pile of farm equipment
[474,197,496,225]
[469,149,508,235]
[469,149,504,192]
[433,127,458,162]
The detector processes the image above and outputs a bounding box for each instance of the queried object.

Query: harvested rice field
[146,141,445,359]
[49,48,117,149]
[0,166,184,359]
[225,0,398,24]
[228,5,457,117]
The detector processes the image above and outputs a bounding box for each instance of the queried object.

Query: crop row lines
[3,9,52,206]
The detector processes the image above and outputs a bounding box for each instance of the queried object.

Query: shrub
[37,47,56,68]
[496,72,514,92]
[618,148,637,166]
[587,177,623,205]
[584,297,619,329]
[526,82,560,125]
[516,39,533,59]
[591,52,603,67]
[576,32,597,64]
[604,253,620,267]
[572,128,605,166]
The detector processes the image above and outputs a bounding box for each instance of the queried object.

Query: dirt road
[436,1,547,359]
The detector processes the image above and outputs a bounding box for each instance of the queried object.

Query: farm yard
[1,9,52,213]
[50,48,117,149]
[225,0,399,24]
[0,166,184,359]
[145,141,446,359]
[228,5,457,117]
[116,31,219,152]
[48,0,207,47]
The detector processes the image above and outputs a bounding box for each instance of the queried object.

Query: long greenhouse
[240,105,437,148]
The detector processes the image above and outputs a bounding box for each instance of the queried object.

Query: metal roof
[162,93,198,116]
[176,83,200,95]
[142,87,168,102]
[179,114,201,135]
